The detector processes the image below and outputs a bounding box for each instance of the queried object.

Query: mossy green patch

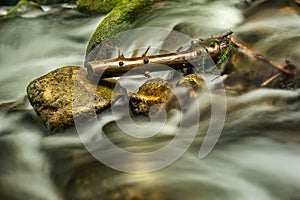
[76,0,121,15]
[85,0,163,61]
[32,0,76,5]
[216,44,234,68]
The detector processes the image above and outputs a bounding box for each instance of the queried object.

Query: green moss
[31,0,76,5]
[4,0,77,6]
[76,0,121,15]
[85,0,163,61]
[203,44,234,74]
[216,44,234,68]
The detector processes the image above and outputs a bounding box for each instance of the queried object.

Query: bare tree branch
[230,37,296,75]
[86,31,233,80]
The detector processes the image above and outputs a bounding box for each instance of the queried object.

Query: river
[0,0,300,199]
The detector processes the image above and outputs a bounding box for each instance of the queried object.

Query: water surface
[0,1,300,200]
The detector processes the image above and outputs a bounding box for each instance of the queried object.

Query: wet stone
[129,78,172,115]
[176,73,203,89]
[129,74,203,115]
[27,66,125,133]
[167,73,204,111]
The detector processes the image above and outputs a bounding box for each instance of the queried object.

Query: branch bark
[229,37,296,75]
[86,31,233,80]
[86,30,296,87]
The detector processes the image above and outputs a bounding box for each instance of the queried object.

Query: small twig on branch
[230,37,296,75]
[260,73,281,87]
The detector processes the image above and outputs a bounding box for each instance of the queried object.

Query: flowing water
[0,0,300,199]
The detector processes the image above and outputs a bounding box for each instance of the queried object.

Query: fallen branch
[229,37,296,75]
[86,31,234,80]
[86,31,297,88]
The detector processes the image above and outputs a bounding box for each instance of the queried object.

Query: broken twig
[260,73,281,87]
[230,37,296,75]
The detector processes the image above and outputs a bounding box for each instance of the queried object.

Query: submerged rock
[76,0,121,15]
[27,66,125,132]
[129,78,172,115]
[176,73,203,90]
[65,162,174,200]
[225,0,300,91]
[129,74,203,115]
[85,0,164,61]
[5,0,44,18]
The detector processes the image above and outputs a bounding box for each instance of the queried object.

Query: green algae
[85,0,163,61]
[76,0,121,15]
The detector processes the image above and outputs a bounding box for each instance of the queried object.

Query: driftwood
[229,37,297,87]
[85,31,297,87]
[86,31,234,80]
[230,37,296,75]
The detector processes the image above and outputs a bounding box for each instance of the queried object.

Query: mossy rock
[85,0,163,62]
[1,0,76,7]
[31,0,76,5]
[76,0,121,15]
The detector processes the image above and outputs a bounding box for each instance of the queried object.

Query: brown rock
[129,78,172,115]
[175,73,203,100]
[65,162,174,200]
[129,74,203,115]
[27,66,125,132]
[176,73,203,89]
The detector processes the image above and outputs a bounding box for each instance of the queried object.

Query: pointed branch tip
[142,46,151,57]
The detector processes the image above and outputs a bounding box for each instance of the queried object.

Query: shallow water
[0,1,300,200]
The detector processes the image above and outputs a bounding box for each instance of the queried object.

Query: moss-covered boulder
[34,0,76,5]
[27,66,125,133]
[1,0,76,7]
[85,0,163,62]
[76,0,121,15]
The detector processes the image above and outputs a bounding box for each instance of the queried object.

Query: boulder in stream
[27,66,125,133]
[76,0,121,15]
[129,74,203,115]
[32,0,76,5]
[129,78,172,115]
[85,0,164,61]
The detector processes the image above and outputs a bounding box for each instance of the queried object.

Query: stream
[0,0,300,200]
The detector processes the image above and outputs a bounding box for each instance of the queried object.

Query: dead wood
[86,31,233,80]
